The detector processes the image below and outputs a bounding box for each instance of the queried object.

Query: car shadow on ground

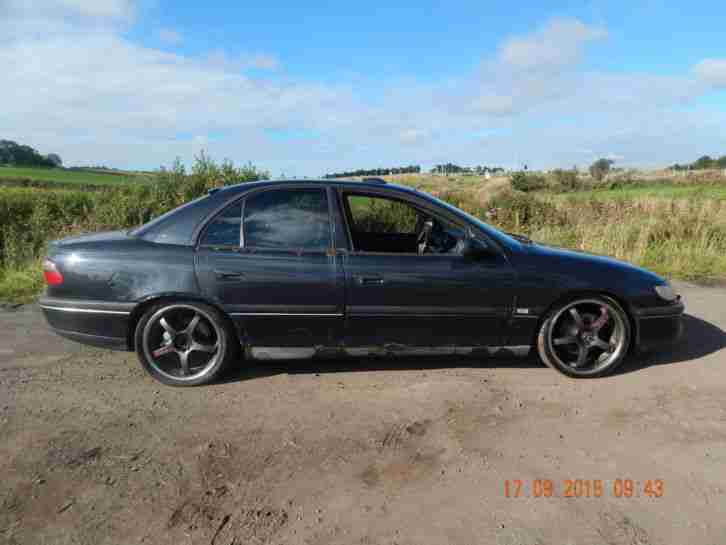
[221,313,726,383]
[614,313,726,375]
[220,351,541,384]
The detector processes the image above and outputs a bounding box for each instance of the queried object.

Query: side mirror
[461,238,495,259]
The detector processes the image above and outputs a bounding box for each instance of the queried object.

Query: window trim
[240,185,334,254]
[338,189,469,257]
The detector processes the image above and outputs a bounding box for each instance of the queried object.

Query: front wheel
[536,296,631,378]
[134,301,238,386]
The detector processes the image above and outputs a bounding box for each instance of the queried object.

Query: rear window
[243,189,330,250]
[130,188,241,246]
[199,202,242,247]
[129,195,207,238]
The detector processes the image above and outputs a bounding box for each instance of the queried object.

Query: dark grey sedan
[39,179,683,386]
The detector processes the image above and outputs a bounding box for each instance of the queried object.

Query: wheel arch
[126,292,241,350]
[532,289,638,353]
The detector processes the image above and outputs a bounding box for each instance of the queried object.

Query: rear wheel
[537,296,631,378]
[134,301,238,386]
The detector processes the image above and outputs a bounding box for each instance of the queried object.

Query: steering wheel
[417,218,434,255]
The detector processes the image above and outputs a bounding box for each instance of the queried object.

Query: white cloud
[158,27,183,46]
[694,59,726,88]
[3,0,134,22]
[1,8,724,175]
[468,18,700,122]
[498,18,607,72]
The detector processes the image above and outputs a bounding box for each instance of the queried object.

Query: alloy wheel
[141,304,223,382]
[544,298,628,375]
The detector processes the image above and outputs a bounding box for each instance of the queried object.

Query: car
[39,178,684,386]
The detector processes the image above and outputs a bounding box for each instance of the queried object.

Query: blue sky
[3,0,726,175]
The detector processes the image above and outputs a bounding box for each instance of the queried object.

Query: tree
[589,158,614,181]
[0,139,55,167]
[693,155,715,170]
[46,153,63,167]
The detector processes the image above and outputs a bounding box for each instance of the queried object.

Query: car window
[346,194,421,234]
[243,188,330,250]
[344,192,466,254]
[199,202,242,247]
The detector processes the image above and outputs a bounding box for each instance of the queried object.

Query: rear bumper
[39,296,133,351]
[634,300,684,352]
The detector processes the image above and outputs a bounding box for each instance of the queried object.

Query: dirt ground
[2,282,726,545]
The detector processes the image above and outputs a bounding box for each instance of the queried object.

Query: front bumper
[39,296,132,350]
[634,300,685,352]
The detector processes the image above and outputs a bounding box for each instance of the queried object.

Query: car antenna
[362,177,387,184]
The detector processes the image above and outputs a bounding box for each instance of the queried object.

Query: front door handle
[214,269,244,280]
[357,275,385,285]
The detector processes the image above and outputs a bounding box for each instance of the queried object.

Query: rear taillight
[43,259,64,285]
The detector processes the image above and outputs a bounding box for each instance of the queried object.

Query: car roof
[218,177,396,191]
[214,177,427,200]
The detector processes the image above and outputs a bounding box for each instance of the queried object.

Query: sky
[2,0,726,176]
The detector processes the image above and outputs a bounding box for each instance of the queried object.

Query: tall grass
[489,193,726,281]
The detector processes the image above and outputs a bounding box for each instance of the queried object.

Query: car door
[336,188,516,350]
[195,185,345,350]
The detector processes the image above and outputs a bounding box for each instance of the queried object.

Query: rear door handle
[357,275,385,285]
[214,269,244,280]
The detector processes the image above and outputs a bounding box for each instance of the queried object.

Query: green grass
[0,165,154,186]
[0,262,44,304]
[551,182,726,201]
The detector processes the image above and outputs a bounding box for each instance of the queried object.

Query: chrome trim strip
[248,344,533,360]
[250,347,317,360]
[40,305,130,316]
[230,312,343,317]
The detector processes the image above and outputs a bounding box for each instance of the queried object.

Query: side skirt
[247,345,532,361]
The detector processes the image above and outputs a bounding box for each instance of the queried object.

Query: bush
[551,169,580,191]
[486,191,560,229]
[510,171,546,192]
[0,188,97,268]
[437,189,487,217]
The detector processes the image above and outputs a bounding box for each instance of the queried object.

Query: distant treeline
[324,165,421,178]
[0,140,62,167]
[672,155,726,171]
[430,163,504,175]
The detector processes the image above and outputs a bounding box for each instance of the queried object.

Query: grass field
[0,165,153,186]
[555,182,726,201]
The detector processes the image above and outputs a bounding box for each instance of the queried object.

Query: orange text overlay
[503,479,664,498]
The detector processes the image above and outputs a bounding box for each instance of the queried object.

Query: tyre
[536,296,631,378]
[134,300,239,386]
